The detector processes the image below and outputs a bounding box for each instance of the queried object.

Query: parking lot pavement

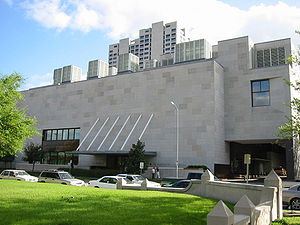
[222,177,300,189]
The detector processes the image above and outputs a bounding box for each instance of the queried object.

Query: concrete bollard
[264,170,282,219]
[234,195,255,224]
[116,178,123,189]
[253,202,271,225]
[141,179,148,190]
[207,200,234,225]
[201,169,215,182]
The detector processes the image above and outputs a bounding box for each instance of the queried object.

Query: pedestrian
[156,166,160,179]
[152,167,155,179]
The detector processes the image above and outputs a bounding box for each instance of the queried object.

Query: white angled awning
[76,113,155,153]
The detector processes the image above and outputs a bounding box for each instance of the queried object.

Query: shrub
[185,165,208,170]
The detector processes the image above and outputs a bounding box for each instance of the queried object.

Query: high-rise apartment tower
[108,21,187,70]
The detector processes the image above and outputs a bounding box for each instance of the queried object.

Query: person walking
[151,167,156,179]
[155,166,160,179]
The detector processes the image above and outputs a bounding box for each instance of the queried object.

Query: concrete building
[53,65,82,84]
[108,21,187,70]
[21,36,299,179]
[87,60,109,79]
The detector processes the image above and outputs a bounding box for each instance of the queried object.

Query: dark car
[187,172,203,180]
[168,180,191,188]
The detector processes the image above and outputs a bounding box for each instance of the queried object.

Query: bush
[185,165,208,170]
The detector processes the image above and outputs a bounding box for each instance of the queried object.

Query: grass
[0,180,229,225]
[272,217,300,225]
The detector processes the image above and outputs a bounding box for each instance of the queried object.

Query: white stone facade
[23,36,298,176]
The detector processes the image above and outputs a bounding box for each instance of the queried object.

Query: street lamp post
[171,101,179,178]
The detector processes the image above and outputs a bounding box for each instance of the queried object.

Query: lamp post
[171,101,179,178]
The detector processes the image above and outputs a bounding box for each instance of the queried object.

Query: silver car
[38,170,85,186]
[0,169,38,182]
[283,184,300,209]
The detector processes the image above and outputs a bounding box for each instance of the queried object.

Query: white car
[38,170,85,186]
[88,176,137,189]
[0,169,38,182]
[117,174,161,188]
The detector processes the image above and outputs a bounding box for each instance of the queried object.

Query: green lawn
[272,217,300,225]
[0,180,225,225]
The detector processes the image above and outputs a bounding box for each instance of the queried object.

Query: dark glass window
[251,80,270,107]
[62,129,68,140]
[46,130,52,141]
[57,130,63,140]
[68,129,74,140]
[43,128,80,141]
[74,129,80,140]
[52,130,57,140]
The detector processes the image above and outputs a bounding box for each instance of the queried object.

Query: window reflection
[251,80,270,107]
[43,128,80,141]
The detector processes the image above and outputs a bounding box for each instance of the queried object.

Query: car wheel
[95,186,99,188]
[61,183,67,185]
[290,198,300,210]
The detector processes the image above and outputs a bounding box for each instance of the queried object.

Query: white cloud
[21,72,52,90]
[71,2,104,32]
[20,0,300,46]
[24,0,71,30]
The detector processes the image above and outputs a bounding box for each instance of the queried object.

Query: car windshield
[133,175,145,181]
[123,178,133,184]
[59,172,73,179]
[16,171,30,176]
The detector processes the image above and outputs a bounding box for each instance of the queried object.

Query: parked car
[0,169,38,182]
[117,174,161,187]
[283,184,300,209]
[161,172,204,186]
[162,180,191,188]
[38,170,85,186]
[88,176,137,189]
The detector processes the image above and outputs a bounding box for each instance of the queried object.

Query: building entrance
[230,142,286,177]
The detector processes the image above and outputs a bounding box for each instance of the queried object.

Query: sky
[1,0,300,90]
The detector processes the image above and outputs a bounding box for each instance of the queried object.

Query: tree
[277,32,300,178]
[0,154,15,168]
[123,140,147,174]
[23,143,42,171]
[0,73,38,157]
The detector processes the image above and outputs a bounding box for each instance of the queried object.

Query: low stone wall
[117,169,282,224]
[187,179,273,205]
